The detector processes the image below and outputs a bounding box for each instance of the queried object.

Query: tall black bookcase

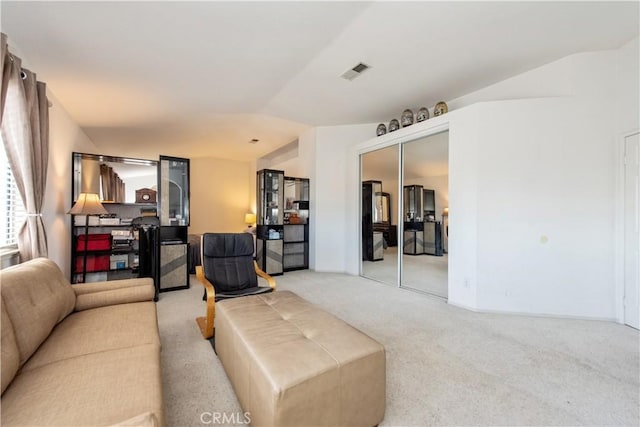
[283,176,310,271]
[256,169,285,275]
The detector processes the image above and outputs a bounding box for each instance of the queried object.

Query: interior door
[624,132,639,329]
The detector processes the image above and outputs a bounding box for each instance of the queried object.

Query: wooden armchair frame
[195,261,276,339]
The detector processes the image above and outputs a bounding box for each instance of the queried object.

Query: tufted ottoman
[215,291,386,427]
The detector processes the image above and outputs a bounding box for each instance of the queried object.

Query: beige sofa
[1,258,164,426]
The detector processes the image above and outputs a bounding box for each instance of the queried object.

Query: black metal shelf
[73,267,139,275]
[73,225,134,228]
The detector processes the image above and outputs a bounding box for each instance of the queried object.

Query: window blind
[0,143,25,247]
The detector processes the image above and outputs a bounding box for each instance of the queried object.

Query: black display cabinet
[158,155,190,291]
[256,169,285,275]
[283,176,310,271]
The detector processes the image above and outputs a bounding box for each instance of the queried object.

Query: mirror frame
[357,121,450,287]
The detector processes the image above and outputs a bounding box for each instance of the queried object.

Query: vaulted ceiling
[2,1,638,161]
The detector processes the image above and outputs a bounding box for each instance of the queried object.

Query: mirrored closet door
[400,133,449,298]
[360,131,449,299]
[360,145,399,286]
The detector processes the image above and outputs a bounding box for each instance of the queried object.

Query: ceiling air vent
[341,62,370,81]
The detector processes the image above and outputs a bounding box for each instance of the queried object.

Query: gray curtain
[100,163,125,203]
[1,33,9,120]
[0,32,49,261]
[100,163,113,201]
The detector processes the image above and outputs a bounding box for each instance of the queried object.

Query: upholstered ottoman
[215,291,385,427]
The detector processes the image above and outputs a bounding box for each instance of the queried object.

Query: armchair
[195,233,276,339]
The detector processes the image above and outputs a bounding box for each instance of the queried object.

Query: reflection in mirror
[159,157,190,226]
[375,192,390,224]
[401,131,449,298]
[284,177,310,224]
[72,153,157,204]
[361,145,399,286]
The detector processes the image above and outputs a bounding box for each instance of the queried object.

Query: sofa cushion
[1,300,20,394]
[21,301,160,373]
[0,258,76,366]
[1,343,164,426]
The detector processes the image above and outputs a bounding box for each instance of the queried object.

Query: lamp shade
[442,207,449,216]
[68,193,109,215]
[245,213,256,225]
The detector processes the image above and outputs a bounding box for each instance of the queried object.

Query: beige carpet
[157,271,639,427]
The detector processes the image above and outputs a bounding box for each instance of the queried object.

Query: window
[0,142,25,247]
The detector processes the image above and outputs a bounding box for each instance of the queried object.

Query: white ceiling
[2,1,638,161]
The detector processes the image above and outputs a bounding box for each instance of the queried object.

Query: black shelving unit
[158,155,190,292]
[70,221,139,284]
[256,169,285,275]
[283,176,310,271]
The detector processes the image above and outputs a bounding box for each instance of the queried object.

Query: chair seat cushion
[215,286,273,302]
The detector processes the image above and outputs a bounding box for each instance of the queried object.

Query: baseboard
[447,300,617,322]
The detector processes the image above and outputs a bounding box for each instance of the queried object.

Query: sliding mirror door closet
[361,145,399,286]
[401,132,449,298]
[360,130,449,299]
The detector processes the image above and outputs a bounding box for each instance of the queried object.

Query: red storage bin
[76,234,111,251]
[75,254,110,273]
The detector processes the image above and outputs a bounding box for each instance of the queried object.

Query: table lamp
[245,213,256,228]
[68,193,108,283]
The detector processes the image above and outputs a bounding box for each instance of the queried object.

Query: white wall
[345,39,638,320]
[615,37,639,134]
[262,128,317,266]
[613,37,640,322]
[44,92,99,277]
[124,174,156,203]
[314,124,374,273]
[447,109,479,309]
[189,157,252,234]
[473,98,616,319]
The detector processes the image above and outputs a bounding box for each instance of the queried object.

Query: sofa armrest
[110,412,159,427]
[73,278,155,311]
